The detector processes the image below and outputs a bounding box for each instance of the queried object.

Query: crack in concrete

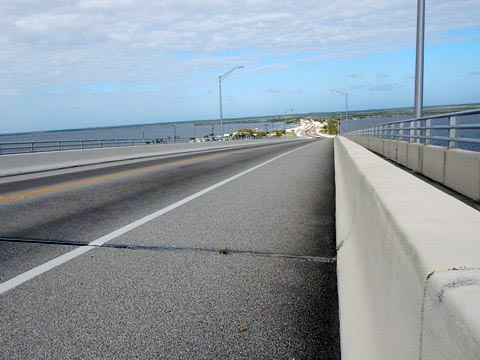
[418,267,480,360]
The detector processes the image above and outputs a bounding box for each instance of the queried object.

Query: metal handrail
[0,135,267,155]
[347,109,480,150]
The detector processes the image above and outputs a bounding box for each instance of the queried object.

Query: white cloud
[0,0,479,95]
[369,83,394,92]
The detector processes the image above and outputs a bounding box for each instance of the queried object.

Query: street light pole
[218,66,244,137]
[414,0,425,118]
[218,76,223,136]
[331,90,349,133]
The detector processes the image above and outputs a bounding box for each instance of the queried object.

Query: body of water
[0,121,292,144]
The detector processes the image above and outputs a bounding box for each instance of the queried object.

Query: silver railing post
[449,116,458,149]
[416,120,422,144]
[399,122,404,141]
[409,120,415,143]
[425,119,432,145]
[31,142,34,153]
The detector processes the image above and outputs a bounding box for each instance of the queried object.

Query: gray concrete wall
[335,136,480,359]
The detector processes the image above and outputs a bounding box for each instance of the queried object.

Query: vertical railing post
[425,119,432,145]
[449,116,458,149]
[409,120,415,143]
[416,120,422,144]
[31,142,34,153]
[399,122,404,141]
[81,140,84,149]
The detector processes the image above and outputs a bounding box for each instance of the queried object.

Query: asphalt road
[0,139,340,359]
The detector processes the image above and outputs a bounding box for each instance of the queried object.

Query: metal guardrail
[0,136,265,155]
[347,109,480,151]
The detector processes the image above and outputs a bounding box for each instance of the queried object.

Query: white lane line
[0,142,312,295]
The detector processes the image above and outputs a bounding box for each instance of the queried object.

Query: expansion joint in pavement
[0,236,336,263]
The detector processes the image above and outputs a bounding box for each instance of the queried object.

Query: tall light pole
[414,0,425,118]
[331,90,349,133]
[219,66,244,137]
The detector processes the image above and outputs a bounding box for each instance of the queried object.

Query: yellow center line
[0,151,228,204]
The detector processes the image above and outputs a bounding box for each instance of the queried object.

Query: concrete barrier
[407,142,423,172]
[421,145,446,183]
[0,138,303,177]
[382,139,391,157]
[387,140,398,162]
[444,149,480,201]
[366,137,374,151]
[335,136,480,360]
[374,138,384,155]
[397,141,408,167]
[346,136,480,202]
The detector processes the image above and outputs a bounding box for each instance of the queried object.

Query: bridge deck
[0,139,340,359]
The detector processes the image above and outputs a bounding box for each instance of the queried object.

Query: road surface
[0,139,339,359]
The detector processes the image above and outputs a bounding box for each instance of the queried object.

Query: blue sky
[0,0,479,133]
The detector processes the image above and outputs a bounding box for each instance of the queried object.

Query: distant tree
[326,117,340,135]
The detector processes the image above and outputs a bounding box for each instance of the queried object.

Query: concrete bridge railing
[345,109,480,202]
[335,136,480,359]
[346,135,480,202]
[0,138,302,177]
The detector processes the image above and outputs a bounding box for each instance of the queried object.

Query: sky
[0,0,479,133]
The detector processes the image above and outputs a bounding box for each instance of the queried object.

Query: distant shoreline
[1,102,479,137]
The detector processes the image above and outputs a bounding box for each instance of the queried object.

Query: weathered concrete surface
[397,141,408,167]
[381,139,391,157]
[421,145,446,183]
[444,149,480,201]
[422,269,480,360]
[387,140,398,162]
[335,136,480,360]
[407,142,423,172]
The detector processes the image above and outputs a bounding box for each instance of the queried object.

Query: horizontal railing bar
[0,136,265,155]
[349,133,480,144]
[354,124,480,132]
[347,108,480,128]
